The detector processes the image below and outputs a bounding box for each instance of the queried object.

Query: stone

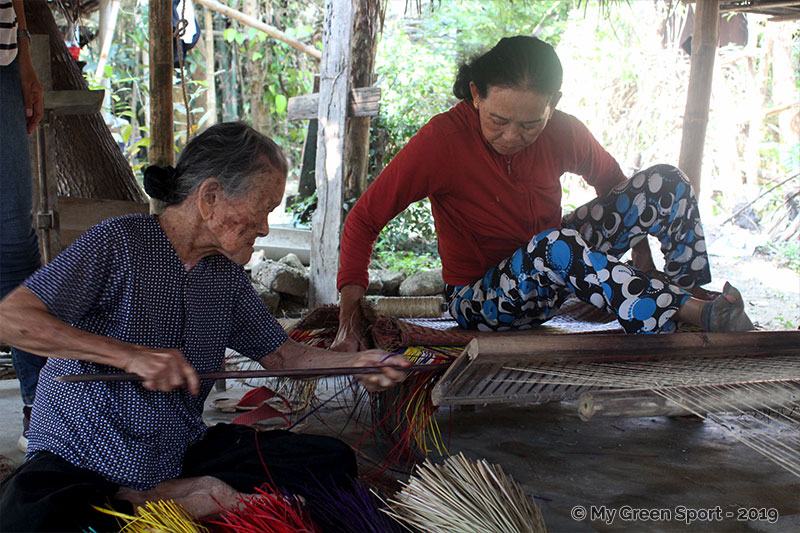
[252,282,280,314]
[367,269,408,295]
[278,253,305,271]
[366,271,384,295]
[245,250,268,272]
[380,270,406,296]
[251,260,309,298]
[399,268,444,296]
[276,294,307,318]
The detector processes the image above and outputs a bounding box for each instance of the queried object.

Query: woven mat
[291,297,623,350]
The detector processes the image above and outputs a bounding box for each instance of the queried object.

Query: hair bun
[143,165,179,203]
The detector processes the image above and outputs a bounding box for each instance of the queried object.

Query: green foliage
[374,199,438,256]
[286,192,317,228]
[374,1,572,162]
[371,249,442,276]
[759,241,800,275]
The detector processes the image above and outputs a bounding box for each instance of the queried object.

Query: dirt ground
[636,221,800,331]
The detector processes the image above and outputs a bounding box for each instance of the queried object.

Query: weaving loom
[431,328,800,478]
[252,297,800,478]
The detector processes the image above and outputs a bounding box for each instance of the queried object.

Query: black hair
[452,36,563,101]
[143,122,287,206]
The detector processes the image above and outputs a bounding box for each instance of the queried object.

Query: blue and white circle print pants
[445,165,711,334]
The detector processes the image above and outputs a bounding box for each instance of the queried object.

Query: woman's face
[205,169,286,265]
[470,83,560,156]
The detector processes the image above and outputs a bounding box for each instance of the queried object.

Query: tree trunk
[343,0,379,205]
[24,2,145,202]
[243,0,272,134]
[148,0,174,214]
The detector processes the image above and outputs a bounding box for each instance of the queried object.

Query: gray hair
[143,122,287,206]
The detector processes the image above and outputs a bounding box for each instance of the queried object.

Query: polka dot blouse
[23,214,287,490]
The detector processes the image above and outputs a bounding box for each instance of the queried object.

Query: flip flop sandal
[231,403,291,428]
[210,386,291,413]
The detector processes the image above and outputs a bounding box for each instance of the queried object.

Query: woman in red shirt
[334,36,752,349]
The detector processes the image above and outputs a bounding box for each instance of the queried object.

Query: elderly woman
[334,36,752,351]
[0,122,408,531]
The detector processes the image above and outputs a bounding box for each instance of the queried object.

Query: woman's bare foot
[701,282,754,332]
[116,476,243,519]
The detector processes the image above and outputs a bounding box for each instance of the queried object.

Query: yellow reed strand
[93,500,207,533]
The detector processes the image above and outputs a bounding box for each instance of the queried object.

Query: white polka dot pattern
[22,214,287,490]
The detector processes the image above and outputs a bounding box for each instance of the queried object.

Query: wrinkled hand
[124,347,200,395]
[330,325,368,353]
[351,350,410,393]
[18,56,43,133]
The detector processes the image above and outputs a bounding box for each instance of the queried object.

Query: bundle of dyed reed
[92,499,206,533]
[369,346,460,464]
[385,453,546,533]
[302,479,406,533]
[206,487,318,533]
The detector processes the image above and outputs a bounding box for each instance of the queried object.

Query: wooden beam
[59,197,149,248]
[195,0,321,60]
[148,0,174,215]
[286,87,381,120]
[28,34,59,263]
[678,0,720,197]
[309,0,355,307]
[432,330,800,406]
[43,90,104,115]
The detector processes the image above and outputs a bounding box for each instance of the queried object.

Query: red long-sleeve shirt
[337,100,626,290]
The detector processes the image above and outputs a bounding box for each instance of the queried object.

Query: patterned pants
[446,165,711,334]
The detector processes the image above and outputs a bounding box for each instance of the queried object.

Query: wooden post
[344,0,379,203]
[149,0,174,214]
[678,0,720,197]
[309,0,355,307]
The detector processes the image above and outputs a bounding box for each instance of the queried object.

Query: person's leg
[180,424,357,495]
[447,227,689,334]
[0,451,126,532]
[562,164,711,290]
[0,59,46,412]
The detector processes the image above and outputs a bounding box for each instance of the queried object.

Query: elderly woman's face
[206,169,286,265]
[470,83,559,156]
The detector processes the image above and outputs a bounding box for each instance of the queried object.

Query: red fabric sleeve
[337,123,444,290]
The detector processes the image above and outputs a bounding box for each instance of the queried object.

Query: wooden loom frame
[431,330,800,406]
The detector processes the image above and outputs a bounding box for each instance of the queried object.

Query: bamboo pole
[195,0,321,60]
[148,0,173,215]
[678,0,720,197]
[458,330,800,365]
[94,0,121,80]
[54,363,448,383]
[577,384,800,420]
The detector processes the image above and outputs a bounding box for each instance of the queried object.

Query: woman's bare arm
[0,287,199,394]
[259,336,408,392]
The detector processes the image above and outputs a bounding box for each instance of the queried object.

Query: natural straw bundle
[375,296,445,318]
[384,453,546,533]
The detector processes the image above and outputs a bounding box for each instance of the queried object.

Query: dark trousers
[0,424,357,532]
